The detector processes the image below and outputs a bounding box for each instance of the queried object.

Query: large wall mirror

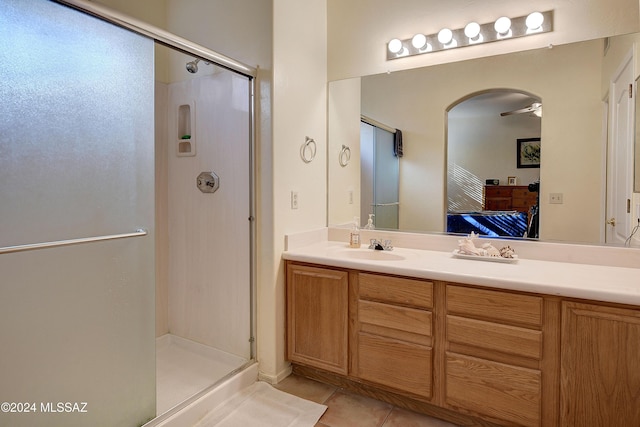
[636,75,640,193]
[328,31,640,246]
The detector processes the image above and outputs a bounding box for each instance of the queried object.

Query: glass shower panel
[0,1,155,426]
[360,123,399,229]
[360,122,375,227]
[373,127,399,229]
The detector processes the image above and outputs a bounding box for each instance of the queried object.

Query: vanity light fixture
[437,28,456,48]
[387,10,553,60]
[464,22,482,43]
[388,38,404,54]
[411,33,433,52]
[412,33,427,49]
[494,16,512,38]
[526,11,545,33]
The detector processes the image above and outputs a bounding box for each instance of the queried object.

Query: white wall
[327,0,639,80]
[328,78,362,225]
[263,0,328,382]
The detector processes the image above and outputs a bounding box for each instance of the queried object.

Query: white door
[606,53,634,244]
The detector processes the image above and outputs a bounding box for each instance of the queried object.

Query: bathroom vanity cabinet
[285,260,640,427]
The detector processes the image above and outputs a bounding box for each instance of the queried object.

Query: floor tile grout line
[379,407,393,427]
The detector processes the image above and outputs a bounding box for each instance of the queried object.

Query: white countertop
[283,239,640,306]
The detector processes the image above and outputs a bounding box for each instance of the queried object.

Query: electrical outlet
[291,191,299,209]
[550,193,563,204]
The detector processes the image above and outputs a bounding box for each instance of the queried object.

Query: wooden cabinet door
[561,302,640,426]
[286,263,349,374]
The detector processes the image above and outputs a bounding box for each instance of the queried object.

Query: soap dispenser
[349,217,361,248]
[363,214,375,230]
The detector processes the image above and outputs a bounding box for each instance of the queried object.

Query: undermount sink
[337,249,406,261]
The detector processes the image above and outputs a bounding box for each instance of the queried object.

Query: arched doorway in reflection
[446,89,542,238]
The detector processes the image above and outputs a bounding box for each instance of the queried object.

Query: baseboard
[258,363,292,384]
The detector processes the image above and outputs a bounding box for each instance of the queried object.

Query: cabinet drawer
[359,273,433,309]
[512,189,536,199]
[512,197,536,209]
[447,285,542,328]
[359,300,431,337]
[484,187,512,197]
[446,353,541,427]
[358,332,432,399]
[447,315,542,360]
[485,198,511,210]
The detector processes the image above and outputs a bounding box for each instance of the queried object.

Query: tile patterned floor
[274,374,460,427]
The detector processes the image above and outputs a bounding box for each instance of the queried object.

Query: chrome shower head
[186,59,200,74]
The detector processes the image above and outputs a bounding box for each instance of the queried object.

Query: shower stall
[0,1,256,426]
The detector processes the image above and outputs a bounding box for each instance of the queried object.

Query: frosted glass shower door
[0,1,155,426]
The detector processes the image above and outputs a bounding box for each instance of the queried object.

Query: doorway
[447,90,542,238]
[605,51,634,244]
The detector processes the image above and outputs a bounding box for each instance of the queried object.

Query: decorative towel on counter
[394,129,403,157]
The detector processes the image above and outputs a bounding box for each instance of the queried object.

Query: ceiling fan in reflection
[500,102,542,117]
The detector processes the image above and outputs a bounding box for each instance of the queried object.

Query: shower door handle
[0,229,148,255]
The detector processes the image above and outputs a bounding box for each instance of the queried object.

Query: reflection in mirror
[328,32,640,246]
[360,119,399,230]
[447,90,541,239]
[636,75,640,193]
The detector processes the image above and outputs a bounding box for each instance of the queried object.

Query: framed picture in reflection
[517,138,541,168]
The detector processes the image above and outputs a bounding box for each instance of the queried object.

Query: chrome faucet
[368,239,393,251]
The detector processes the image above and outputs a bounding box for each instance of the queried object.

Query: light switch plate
[550,193,563,204]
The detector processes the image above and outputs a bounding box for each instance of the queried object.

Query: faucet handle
[368,238,378,249]
[383,239,393,250]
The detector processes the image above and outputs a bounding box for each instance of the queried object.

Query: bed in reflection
[447,210,528,238]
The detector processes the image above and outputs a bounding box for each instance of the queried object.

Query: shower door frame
[54,0,258,422]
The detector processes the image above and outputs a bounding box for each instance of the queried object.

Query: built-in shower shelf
[177,102,196,157]
[177,138,196,156]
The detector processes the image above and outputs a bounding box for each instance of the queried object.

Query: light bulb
[411,33,427,49]
[388,38,403,54]
[464,22,481,39]
[526,12,544,31]
[437,28,453,45]
[494,16,511,35]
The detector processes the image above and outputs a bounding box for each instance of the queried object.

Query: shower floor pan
[156,334,247,414]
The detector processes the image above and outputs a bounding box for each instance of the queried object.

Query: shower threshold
[156,334,248,415]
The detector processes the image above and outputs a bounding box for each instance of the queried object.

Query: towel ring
[339,145,351,167]
[300,136,316,163]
